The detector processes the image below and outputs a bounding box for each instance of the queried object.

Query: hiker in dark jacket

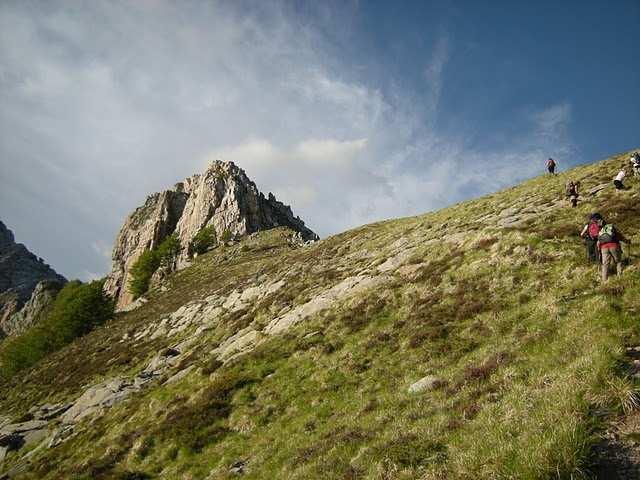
[596,217,631,281]
[566,181,579,208]
[547,158,556,175]
[580,213,601,263]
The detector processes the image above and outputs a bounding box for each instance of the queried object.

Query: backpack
[598,223,617,244]
[587,221,600,240]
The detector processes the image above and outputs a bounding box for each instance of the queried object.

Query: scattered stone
[377,248,418,273]
[118,296,148,313]
[165,365,196,385]
[61,379,138,424]
[229,460,247,475]
[28,403,71,421]
[408,375,444,394]
[214,328,262,362]
[587,183,609,196]
[264,275,389,335]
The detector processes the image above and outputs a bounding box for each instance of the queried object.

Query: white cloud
[0,2,577,279]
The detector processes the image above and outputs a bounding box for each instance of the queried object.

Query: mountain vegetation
[0,150,638,479]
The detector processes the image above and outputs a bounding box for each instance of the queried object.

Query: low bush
[0,280,114,378]
[129,234,181,298]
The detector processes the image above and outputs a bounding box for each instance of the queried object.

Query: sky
[1,0,639,281]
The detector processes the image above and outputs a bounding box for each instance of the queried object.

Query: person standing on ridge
[596,216,631,282]
[614,167,626,190]
[547,158,556,175]
[580,213,601,263]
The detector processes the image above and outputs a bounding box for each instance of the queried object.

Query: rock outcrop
[0,221,66,337]
[105,161,317,310]
[2,280,64,337]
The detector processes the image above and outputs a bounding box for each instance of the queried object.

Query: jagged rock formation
[0,221,66,337]
[1,281,64,337]
[104,161,318,310]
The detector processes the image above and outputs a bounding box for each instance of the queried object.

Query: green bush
[189,226,216,255]
[0,280,114,378]
[129,250,160,299]
[220,229,233,243]
[156,234,180,266]
[129,235,181,298]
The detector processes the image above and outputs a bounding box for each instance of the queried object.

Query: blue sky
[0,0,638,280]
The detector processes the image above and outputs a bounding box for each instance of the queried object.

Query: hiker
[596,216,631,282]
[580,213,601,263]
[613,168,626,190]
[546,158,556,175]
[630,152,640,178]
[565,181,579,208]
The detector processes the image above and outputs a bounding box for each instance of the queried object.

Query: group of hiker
[547,154,637,282]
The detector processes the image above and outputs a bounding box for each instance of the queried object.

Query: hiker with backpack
[613,168,626,190]
[580,213,601,263]
[596,216,631,281]
[547,158,556,175]
[630,152,640,178]
[566,181,579,208]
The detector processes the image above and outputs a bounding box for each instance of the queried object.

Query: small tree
[129,250,160,299]
[0,279,114,379]
[156,234,181,267]
[129,235,181,298]
[189,226,216,255]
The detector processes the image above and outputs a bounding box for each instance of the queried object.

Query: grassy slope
[1,150,640,479]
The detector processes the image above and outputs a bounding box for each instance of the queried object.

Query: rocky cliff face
[105,161,317,310]
[1,280,64,337]
[0,221,66,337]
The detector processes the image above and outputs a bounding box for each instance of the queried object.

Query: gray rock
[0,221,66,337]
[0,420,48,436]
[104,161,317,311]
[408,375,443,394]
[28,403,71,421]
[61,378,136,424]
[164,365,195,385]
[3,280,64,337]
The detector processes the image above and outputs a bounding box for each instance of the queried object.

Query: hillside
[1,150,639,479]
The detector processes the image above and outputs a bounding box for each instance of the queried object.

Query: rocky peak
[104,161,318,310]
[0,221,66,336]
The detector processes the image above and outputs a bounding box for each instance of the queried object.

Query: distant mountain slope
[0,149,639,479]
[104,160,317,310]
[0,221,66,337]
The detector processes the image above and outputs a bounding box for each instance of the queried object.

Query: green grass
[2,149,640,479]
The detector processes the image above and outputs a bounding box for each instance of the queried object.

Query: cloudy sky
[1,1,639,280]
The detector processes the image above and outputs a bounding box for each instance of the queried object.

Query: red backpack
[587,221,600,240]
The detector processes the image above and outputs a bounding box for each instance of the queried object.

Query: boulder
[408,375,444,394]
[61,379,136,424]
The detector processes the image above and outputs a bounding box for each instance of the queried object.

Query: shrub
[189,226,216,255]
[0,280,114,378]
[129,235,181,298]
[156,234,180,266]
[129,250,160,299]
[220,229,233,243]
